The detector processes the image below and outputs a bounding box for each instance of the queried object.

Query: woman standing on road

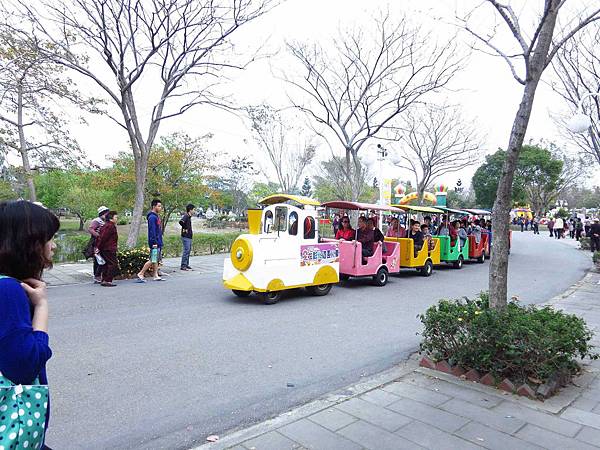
[0,200,58,449]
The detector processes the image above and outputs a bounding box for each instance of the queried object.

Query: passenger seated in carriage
[335,216,355,241]
[408,220,425,257]
[470,219,482,244]
[367,217,386,254]
[437,215,450,236]
[455,220,468,248]
[386,217,406,238]
[448,220,459,246]
[357,216,374,258]
[421,223,436,252]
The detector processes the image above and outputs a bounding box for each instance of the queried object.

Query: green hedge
[57,231,241,264]
[419,293,598,384]
[580,237,591,250]
[161,232,241,257]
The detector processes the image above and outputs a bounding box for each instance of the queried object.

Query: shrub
[593,251,600,265]
[580,237,591,250]
[117,247,149,276]
[419,293,598,384]
[161,232,241,257]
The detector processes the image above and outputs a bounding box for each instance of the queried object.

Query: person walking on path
[591,218,600,253]
[88,206,110,283]
[137,199,164,282]
[554,217,564,239]
[568,219,575,239]
[0,200,58,449]
[531,216,539,234]
[575,218,583,241]
[584,217,591,237]
[548,218,554,237]
[179,203,195,271]
[96,211,119,287]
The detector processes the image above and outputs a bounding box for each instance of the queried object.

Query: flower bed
[418,293,598,399]
[117,247,150,277]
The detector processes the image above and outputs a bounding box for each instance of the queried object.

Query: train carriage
[321,201,401,286]
[386,205,442,277]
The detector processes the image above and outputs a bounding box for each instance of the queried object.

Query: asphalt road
[43,232,591,449]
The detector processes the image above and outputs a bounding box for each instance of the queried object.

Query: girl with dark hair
[0,200,58,448]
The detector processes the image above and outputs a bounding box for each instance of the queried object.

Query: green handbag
[0,275,49,449]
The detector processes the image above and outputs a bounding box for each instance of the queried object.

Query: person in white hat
[88,206,110,283]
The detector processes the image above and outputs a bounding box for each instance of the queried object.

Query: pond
[54,232,90,263]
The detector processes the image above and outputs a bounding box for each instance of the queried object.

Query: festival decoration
[394,183,406,197]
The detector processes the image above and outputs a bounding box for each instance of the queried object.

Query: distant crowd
[515,215,600,252]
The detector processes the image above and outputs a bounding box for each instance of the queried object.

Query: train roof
[259,194,321,207]
[435,206,470,216]
[392,205,445,214]
[321,201,404,213]
[463,208,492,215]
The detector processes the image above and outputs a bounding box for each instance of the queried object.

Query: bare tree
[460,0,600,309]
[313,155,372,202]
[0,28,93,201]
[246,104,316,193]
[520,141,587,217]
[11,0,274,246]
[390,104,481,203]
[552,24,600,166]
[285,11,460,201]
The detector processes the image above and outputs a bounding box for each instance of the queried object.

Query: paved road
[43,232,590,449]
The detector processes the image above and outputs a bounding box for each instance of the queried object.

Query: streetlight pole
[376,144,388,227]
[567,92,600,133]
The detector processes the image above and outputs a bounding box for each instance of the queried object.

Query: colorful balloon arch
[397,191,437,205]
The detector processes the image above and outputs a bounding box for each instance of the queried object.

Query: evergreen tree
[300,177,312,197]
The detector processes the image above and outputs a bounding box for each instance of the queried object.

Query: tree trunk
[122,89,158,249]
[489,5,560,310]
[78,214,84,231]
[17,84,36,202]
[417,182,426,206]
[344,149,356,201]
[127,156,148,248]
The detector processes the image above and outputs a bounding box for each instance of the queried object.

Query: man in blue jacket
[137,199,164,282]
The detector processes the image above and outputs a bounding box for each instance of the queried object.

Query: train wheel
[453,256,463,269]
[260,291,282,305]
[372,267,389,286]
[232,290,251,298]
[477,253,485,263]
[420,260,433,277]
[340,274,350,281]
[307,284,332,296]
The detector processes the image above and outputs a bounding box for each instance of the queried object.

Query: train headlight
[230,238,253,271]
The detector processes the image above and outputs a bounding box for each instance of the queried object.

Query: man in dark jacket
[179,203,195,270]
[591,218,600,253]
[357,216,374,258]
[96,211,119,286]
[137,199,164,282]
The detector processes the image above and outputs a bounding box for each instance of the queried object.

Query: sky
[62,0,600,189]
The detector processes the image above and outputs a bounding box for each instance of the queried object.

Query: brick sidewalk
[44,253,226,286]
[198,271,600,450]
